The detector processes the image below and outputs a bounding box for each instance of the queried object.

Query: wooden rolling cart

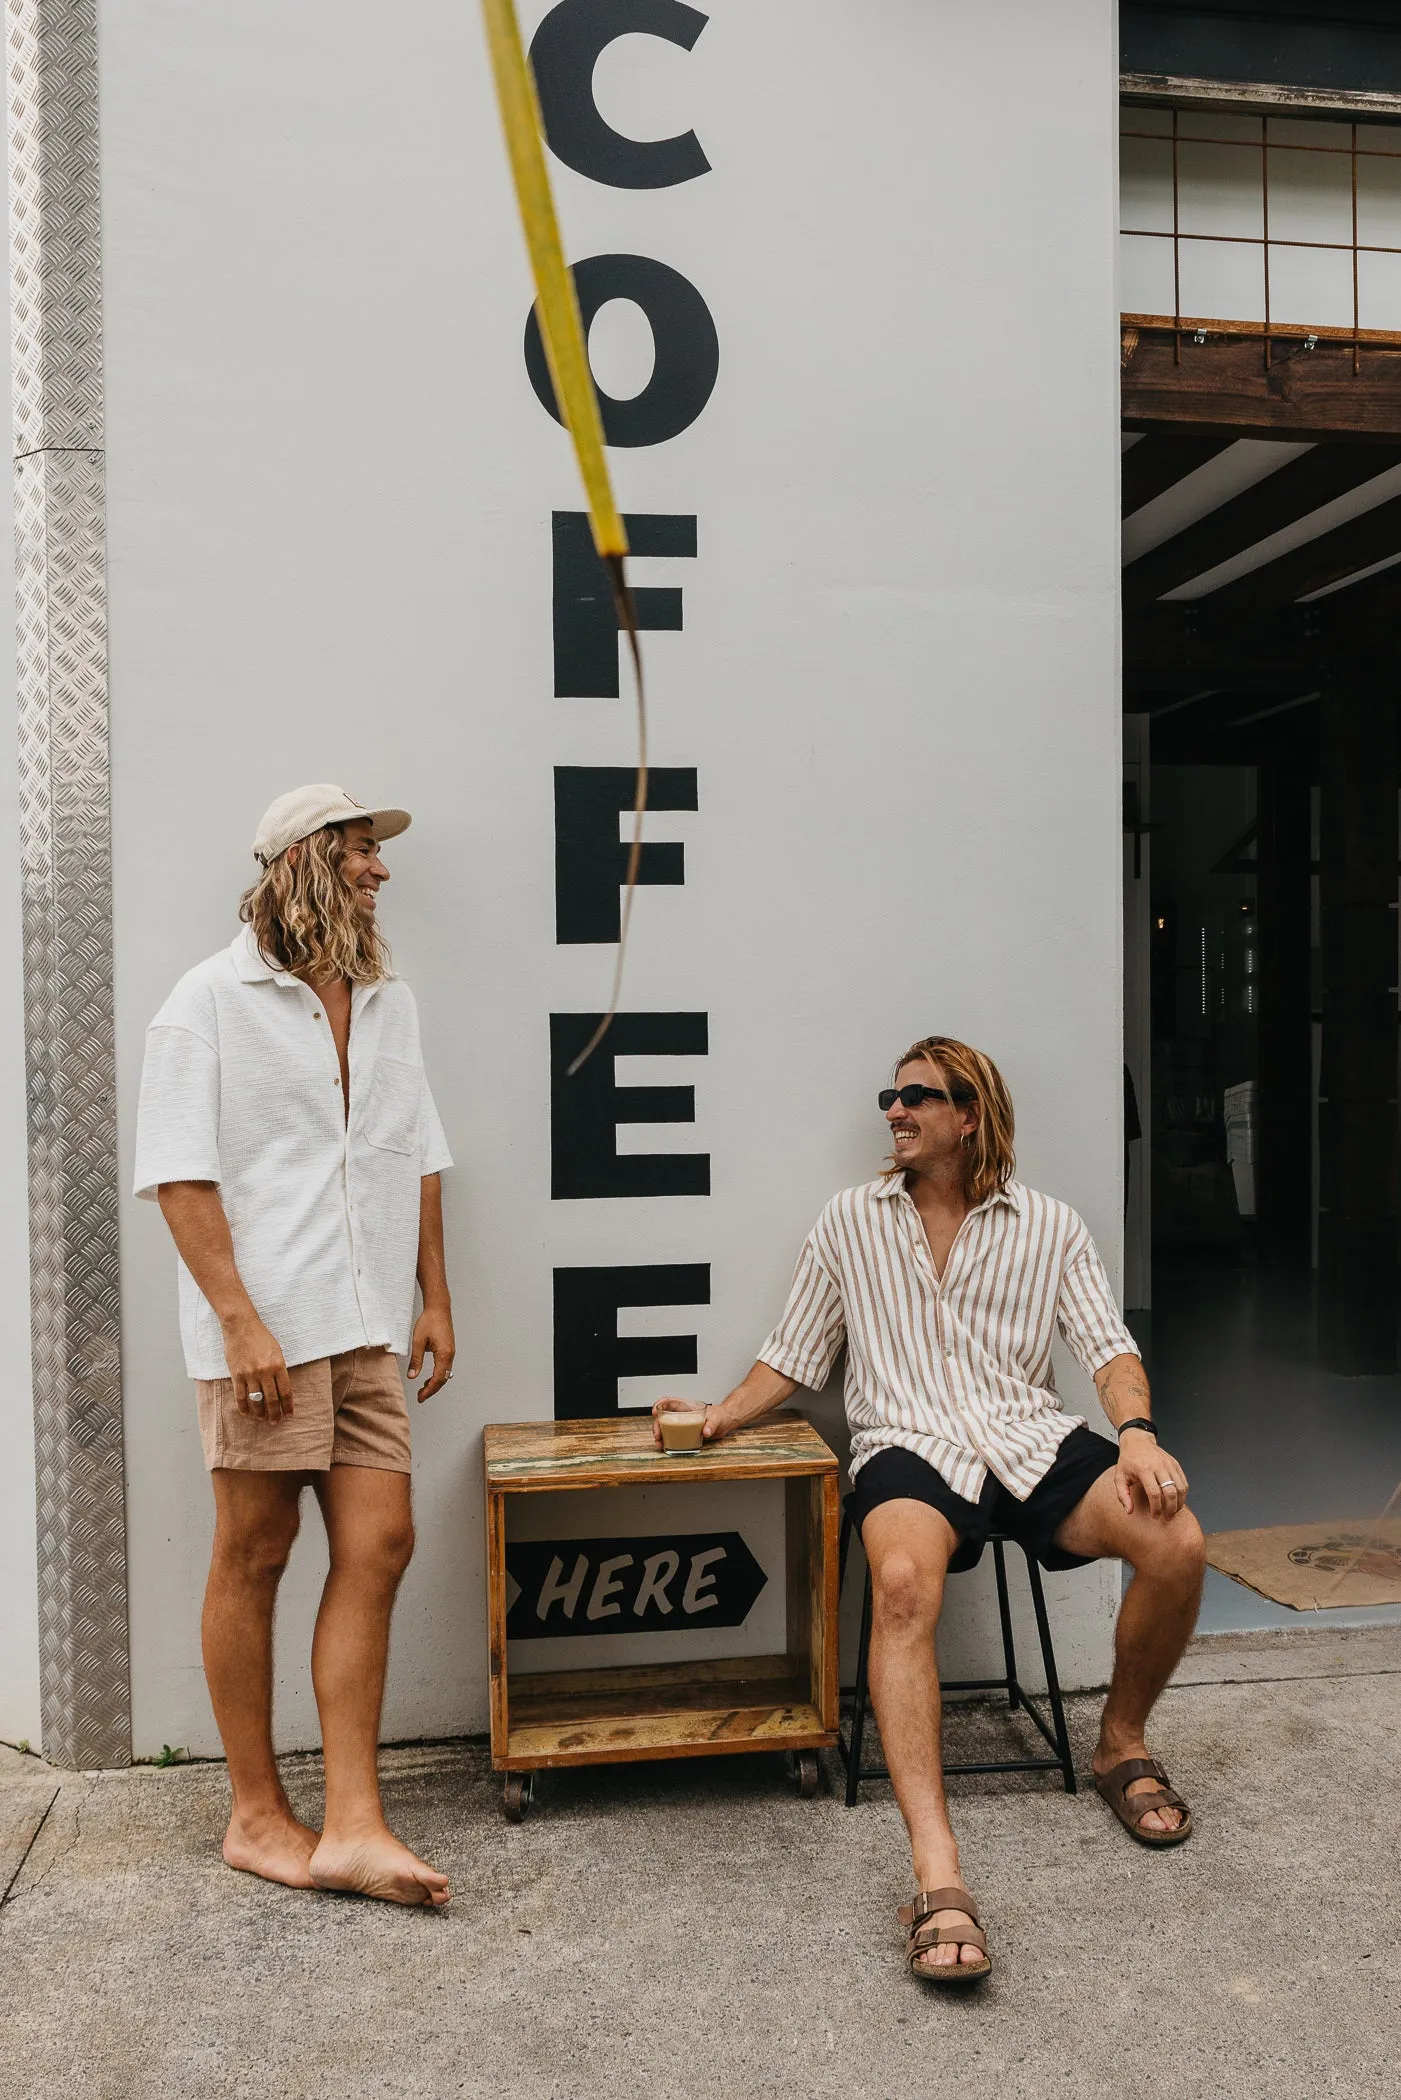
[484,1414,840,1819]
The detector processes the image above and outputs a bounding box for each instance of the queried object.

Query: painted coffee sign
[527,0,719,1421]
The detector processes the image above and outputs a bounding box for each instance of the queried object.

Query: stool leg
[993,1537,1019,1710]
[1026,1554,1077,1794]
[846,1566,874,1808]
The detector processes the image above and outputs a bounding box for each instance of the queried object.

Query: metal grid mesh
[1122,106,1401,362]
[8,0,129,1769]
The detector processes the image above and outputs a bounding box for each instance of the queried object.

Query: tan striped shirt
[758,1176,1138,1502]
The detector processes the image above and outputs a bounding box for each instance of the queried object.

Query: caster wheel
[502,1773,534,1822]
[793,1750,820,1799]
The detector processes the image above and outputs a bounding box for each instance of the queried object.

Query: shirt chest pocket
[362,1055,421,1155]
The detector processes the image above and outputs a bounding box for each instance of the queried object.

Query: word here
[505,1531,766,1639]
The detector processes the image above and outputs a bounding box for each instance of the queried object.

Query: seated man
[653,1033,1204,1988]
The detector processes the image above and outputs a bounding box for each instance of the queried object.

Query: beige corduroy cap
[251,784,412,867]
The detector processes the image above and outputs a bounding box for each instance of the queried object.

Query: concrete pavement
[3,1625,1398,2100]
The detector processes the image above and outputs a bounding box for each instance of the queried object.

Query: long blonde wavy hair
[240,824,390,984]
[888,1034,1016,1206]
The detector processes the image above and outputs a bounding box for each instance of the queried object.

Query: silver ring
[248,1391,264,1403]
[1157,1478,1176,1490]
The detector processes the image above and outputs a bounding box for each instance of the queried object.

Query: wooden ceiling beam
[1121,432,1236,517]
[1146,686,1319,725]
[1122,329,1401,442]
[1148,716,1320,768]
[1320,556,1401,626]
[1125,677,1308,705]
[1125,601,1313,673]
[1124,591,1401,682]
[1122,443,1401,609]
[1208,489,1401,612]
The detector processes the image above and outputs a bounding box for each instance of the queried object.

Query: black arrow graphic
[506,1531,768,1640]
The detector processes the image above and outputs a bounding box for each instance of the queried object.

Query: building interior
[1120,102,1401,1632]
[1121,430,1401,1633]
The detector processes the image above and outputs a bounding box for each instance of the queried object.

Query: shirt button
[333,1077,340,1087]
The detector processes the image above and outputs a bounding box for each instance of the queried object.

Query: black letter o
[524,254,719,447]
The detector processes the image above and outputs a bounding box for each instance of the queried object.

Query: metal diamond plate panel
[9,1,128,1768]
[8,1,102,454]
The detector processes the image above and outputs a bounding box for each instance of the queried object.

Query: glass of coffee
[658,1411,707,1453]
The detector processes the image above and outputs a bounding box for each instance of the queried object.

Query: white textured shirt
[134,927,452,1378]
[758,1176,1137,1501]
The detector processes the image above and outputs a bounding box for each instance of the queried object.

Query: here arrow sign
[505,1531,768,1640]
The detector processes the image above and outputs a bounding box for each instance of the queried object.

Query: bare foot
[309,1827,450,1907]
[223,1809,320,1889]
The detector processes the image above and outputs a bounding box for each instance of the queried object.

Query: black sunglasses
[878,1084,964,1112]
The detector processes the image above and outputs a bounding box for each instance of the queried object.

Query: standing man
[135,786,456,1906]
[653,1034,1205,1986]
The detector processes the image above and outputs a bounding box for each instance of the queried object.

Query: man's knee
[1173,1508,1208,1576]
[1131,1507,1207,1583]
[215,1502,300,1585]
[381,1516,416,1578]
[870,1550,944,1632]
[332,1510,416,1582]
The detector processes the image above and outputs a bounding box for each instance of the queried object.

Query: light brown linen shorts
[195,1346,412,1473]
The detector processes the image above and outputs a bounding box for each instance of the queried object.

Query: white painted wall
[97,0,1124,1756]
[0,256,41,1749]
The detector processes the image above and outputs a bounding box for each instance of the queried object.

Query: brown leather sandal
[1094,1757,1192,1847]
[898,1887,991,1984]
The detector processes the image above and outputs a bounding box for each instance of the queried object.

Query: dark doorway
[1121,426,1401,1632]
[1149,764,1259,1264]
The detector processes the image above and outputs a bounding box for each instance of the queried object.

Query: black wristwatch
[1117,1417,1157,1440]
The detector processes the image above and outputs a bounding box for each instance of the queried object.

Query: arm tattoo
[1094,1356,1152,1426]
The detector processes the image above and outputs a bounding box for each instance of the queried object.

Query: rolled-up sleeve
[1056,1224,1140,1377]
[757,1229,846,1390]
[418,1072,452,1176]
[133,1025,222,1200]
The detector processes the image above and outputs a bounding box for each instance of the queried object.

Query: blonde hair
[889,1035,1016,1206]
[239,825,389,985]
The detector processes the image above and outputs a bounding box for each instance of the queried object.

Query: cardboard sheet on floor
[1206,1519,1401,1610]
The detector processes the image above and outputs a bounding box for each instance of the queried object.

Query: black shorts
[847,1426,1119,1573]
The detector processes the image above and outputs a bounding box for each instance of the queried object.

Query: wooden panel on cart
[484,1414,841,1813]
[502,1653,827,1768]
[484,1413,836,1491]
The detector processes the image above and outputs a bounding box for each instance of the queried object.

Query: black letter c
[529,0,710,190]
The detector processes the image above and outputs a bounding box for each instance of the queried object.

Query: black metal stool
[837,1505,1077,1805]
